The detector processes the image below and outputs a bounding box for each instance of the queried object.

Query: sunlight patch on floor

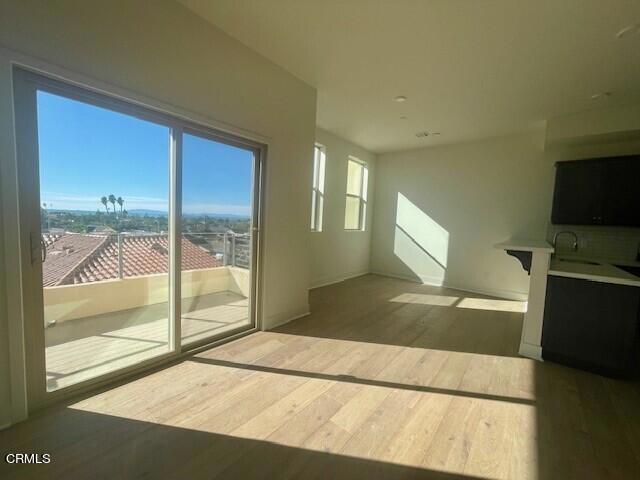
[456,297,527,313]
[389,292,527,313]
[389,292,459,306]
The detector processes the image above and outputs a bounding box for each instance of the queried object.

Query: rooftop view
[38,89,253,286]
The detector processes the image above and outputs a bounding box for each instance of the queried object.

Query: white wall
[370,125,640,300]
[0,46,22,429]
[0,184,10,429]
[371,131,555,300]
[0,0,316,426]
[310,128,376,288]
[546,105,640,148]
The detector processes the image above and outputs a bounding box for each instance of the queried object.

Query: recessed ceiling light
[616,24,639,39]
[394,95,407,103]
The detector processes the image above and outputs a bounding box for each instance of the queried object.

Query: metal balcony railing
[182,232,251,270]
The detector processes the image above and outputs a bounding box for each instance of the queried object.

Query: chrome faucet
[553,230,578,252]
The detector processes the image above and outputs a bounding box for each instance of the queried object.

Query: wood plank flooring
[1,274,639,479]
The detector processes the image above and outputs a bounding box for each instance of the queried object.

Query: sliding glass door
[13,68,263,409]
[180,132,256,347]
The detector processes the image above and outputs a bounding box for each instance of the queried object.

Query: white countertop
[494,239,554,254]
[549,258,640,287]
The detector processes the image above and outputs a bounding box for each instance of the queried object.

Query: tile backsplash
[547,224,640,262]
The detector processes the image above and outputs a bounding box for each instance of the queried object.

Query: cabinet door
[551,161,603,225]
[602,156,640,226]
[542,276,639,376]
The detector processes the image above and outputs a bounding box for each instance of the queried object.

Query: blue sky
[37,91,253,216]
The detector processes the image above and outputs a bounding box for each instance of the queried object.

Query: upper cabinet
[551,155,640,226]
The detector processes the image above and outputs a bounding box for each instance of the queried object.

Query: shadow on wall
[393,192,449,285]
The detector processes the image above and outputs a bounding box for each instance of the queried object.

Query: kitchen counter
[495,238,554,360]
[549,258,640,287]
[494,239,554,253]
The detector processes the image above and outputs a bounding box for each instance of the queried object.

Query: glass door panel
[180,132,255,346]
[36,90,172,391]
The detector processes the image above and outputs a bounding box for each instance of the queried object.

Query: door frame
[10,63,267,412]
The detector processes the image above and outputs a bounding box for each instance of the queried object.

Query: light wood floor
[2,274,639,479]
[45,291,249,391]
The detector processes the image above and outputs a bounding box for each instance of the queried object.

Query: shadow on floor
[188,356,535,406]
[533,359,640,479]
[0,409,485,480]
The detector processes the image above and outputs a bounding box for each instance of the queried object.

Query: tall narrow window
[344,157,368,230]
[310,144,326,231]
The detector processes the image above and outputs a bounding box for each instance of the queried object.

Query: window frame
[310,143,326,232]
[344,156,368,231]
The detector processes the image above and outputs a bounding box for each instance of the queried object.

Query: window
[310,144,326,231]
[344,157,368,230]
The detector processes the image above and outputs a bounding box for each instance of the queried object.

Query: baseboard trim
[371,270,528,301]
[265,306,311,330]
[519,342,543,361]
[0,422,11,432]
[370,270,444,286]
[310,271,370,290]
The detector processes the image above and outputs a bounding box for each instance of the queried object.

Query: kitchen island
[495,239,554,360]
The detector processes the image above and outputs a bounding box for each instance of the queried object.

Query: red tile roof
[43,233,221,286]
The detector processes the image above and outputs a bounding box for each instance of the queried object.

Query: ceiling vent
[415,131,440,138]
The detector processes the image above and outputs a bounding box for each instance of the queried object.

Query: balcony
[42,232,252,391]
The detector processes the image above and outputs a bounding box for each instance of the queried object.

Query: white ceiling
[179,0,640,153]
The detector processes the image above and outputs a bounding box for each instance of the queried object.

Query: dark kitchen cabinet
[542,275,640,377]
[551,155,640,226]
[602,156,640,226]
[551,160,603,224]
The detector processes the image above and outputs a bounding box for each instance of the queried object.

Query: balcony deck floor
[45,291,250,391]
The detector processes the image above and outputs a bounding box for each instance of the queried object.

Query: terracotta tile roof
[43,233,221,286]
[43,234,109,287]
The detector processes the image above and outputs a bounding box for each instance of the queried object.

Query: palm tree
[108,194,117,215]
[116,196,124,214]
[100,196,109,214]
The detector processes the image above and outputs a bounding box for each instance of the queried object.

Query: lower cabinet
[542,275,640,377]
